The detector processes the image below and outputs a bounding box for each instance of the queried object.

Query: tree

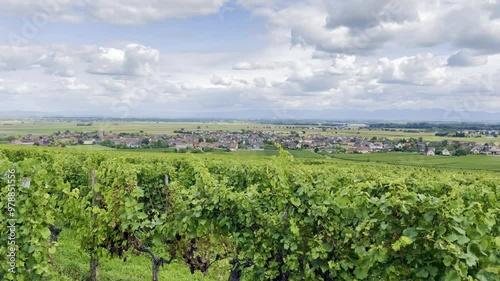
[100,140,116,148]
[454,147,468,156]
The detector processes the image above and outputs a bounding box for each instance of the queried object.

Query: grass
[64,145,116,151]
[288,150,325,159]
[62,146,325,159]
[331,152,500,172]
[118,147,178,153]
[53,229,228,281]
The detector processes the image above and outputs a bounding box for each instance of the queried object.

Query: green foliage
[0,146,498,280]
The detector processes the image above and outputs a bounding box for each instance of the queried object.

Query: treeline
[369,122,500,130]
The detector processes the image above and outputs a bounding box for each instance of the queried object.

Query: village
[8,128,500,156]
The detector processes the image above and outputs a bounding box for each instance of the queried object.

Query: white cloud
[377,53,448,86]
[0,0,229,24]
[325,0,419,30]
[233,61,273,70]
[1,1,500,116]
[210,75,232,86]
[85,44,159,76]
[0,45,45,71]
[84,46,125,75]
[447,49,488,67]
[327,54,357,75]
[100,78,128,92]
[59,77,89,90]
[37,52,74,77]
[256,0,500,56]
[253,77,267,87]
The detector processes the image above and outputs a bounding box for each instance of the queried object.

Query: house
[175,142,191,150]
[346,147,357,153]
[356,146,372,154]
[488,146,500,155]
[229,142,238,152]
[395,143,405,149]
[426,147,435,156]
[345,145,372,154]
[441,149,452,156]
[126,142,140,148]
[368,142,383,151]
[470,146,482,154]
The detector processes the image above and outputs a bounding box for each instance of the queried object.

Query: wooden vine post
[90,170,99,281]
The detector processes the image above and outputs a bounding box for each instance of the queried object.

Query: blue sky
[0,0,499,119]
[0,7,268,52]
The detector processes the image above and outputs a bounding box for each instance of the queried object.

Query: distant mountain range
[0,109,499,122]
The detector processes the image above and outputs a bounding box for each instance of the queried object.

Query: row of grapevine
[0,145,498,280]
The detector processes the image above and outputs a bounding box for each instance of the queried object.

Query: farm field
[324,129,498,142]
[60,145,500,172]
[0,121,279,136]
[62,146,323,159]
[331,152,500,172]
[59,145,500,172]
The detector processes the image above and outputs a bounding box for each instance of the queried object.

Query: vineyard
[0,145,498,281]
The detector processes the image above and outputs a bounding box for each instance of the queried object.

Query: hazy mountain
[1,109,499,122]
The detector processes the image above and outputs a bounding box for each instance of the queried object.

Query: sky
[0,0,499,120]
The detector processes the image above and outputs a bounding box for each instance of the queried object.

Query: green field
[0,121,278,136]
[64,145,116,151]
[7,143,500,172]
[324,129,498,142]
[60,146,326,160]
[331,152,500,172]
[65,146,499,172]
